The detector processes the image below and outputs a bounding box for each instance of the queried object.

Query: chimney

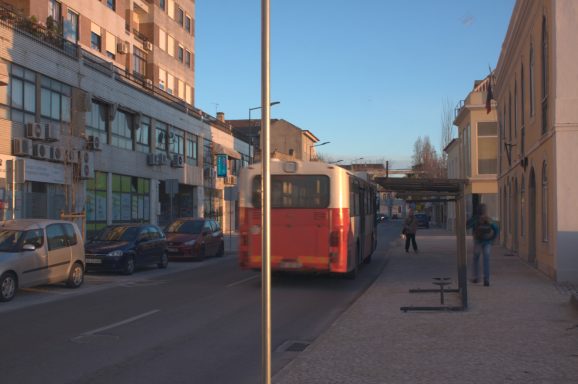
[216,112,225,122]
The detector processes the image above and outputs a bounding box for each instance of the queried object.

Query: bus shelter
[373,177,469,310]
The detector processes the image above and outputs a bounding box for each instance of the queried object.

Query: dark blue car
[415,213,430,228]
[85,224,168,275]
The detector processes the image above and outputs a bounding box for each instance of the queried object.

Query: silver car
[0,219,85,302]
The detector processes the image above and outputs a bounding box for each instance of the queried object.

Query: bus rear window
[252,175,330,208]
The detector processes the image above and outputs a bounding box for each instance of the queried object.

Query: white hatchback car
[0,219,85,302]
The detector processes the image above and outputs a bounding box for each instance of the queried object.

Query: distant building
[495,0,578,283]
[228,119,321,162]
[453,75,499,223]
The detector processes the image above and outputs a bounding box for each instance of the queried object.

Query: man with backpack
[467,203,499,287]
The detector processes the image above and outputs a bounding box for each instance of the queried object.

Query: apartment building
[0,0,246,235]
[453,75,499,222]
[494,0,578,283]
[228,119,321,163]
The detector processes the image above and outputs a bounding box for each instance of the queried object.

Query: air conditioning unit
[64,148,78,164]
[50,146,64,162]
[171,154,184,168]
[143,41,153,51]
[44,123,61,141]
[12,138,32,156]
[25,122,45,140]
[78,151,94,179]
[87,135,102,151]
[32,143,49,159]
[147,153,158,166]
[117,42,129,54]
[156,153,168,165]
[224,175,237,185]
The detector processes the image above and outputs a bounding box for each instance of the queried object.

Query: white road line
[226,275,259,288]
[80,309,160,336]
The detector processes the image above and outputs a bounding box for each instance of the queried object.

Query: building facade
[0,1,246,236]
[495,0,578,283]
[453,76,499,223]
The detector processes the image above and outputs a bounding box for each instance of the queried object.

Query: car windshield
[94,226,139,241]
[0,230,25,252]
[166,220,203,234]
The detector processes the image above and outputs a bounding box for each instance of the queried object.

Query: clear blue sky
[195,0,515,168]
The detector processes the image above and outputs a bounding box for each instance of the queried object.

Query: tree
[411,135,446,178]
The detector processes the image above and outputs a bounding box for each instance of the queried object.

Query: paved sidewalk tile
[274,231,578,384]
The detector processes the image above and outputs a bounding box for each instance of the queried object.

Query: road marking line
[80,309,160,336]
[227,275,259,287]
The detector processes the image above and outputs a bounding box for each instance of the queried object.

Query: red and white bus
[238,159,377,278]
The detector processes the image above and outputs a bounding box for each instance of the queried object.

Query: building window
[91,32,101,51]
[541,161,548,241]
[521,175,525,237]
[86,101,107,144]
[136,115,150,153]
[6,64,36,124]
[186,135,198,166]
[112,174,150,223]
[514,79,517,140]
[167,35,175,57]
[111,110,133,150]
[520,63,525,127]
[177,7,184,26]
[178,46,184,63]
[203,138,214,183]
[170,128,184,157]
[185,15,191,33]
[107,0,115,11]
[40,76,71,123]
[541,17,548,135]
[86,171,108,238]
[159,29,166,51]
[133,48,146,79]
[156,121,168,154]
[185,50,191,67]
[160,0,165,11]
[168,0,175,19]
[64,9,79,42]
[105,32,116,60]
[477,122,497,174]
[508,92,512,142]
[49,0,61,23]
[463,125,471,178]
[529,43,535,117]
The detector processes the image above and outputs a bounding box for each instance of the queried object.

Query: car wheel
[122,256,135,275]
[158,252,168,269]
[216,242,224,257]
[66,262,84,288]
[0,272,17,302]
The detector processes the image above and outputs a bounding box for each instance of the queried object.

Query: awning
[214,143,241,159]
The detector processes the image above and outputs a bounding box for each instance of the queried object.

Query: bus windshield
[252,175,330,208]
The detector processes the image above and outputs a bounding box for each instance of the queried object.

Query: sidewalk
[273,229,578,384]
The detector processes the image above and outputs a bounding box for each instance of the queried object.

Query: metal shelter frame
[373,177,469,310]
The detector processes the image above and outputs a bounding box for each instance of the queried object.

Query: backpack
[474,218,494,241]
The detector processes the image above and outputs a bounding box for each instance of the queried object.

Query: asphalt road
[0,221,400,384]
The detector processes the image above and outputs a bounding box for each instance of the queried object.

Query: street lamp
[329,159,343,164]
[248,101,280,163]
[309,141,330,161]
[350,157,364,170]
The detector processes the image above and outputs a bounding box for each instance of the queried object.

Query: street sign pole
[261,0,271,383]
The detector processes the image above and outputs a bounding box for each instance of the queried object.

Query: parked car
[415,213,430,228]
[85,224,167,275]
[165,218,224,259]
[0,219,85,302]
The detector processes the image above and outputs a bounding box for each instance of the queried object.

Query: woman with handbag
[403,209,418,253]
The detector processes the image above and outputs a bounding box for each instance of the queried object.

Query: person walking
[467,203,499,286]
[403,209,418,253]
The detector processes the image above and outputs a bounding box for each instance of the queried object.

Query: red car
[165,218,224,259]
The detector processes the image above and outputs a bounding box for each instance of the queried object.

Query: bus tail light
[329,231,340,247]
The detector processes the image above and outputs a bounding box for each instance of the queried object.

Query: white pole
[261,0,272,383]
